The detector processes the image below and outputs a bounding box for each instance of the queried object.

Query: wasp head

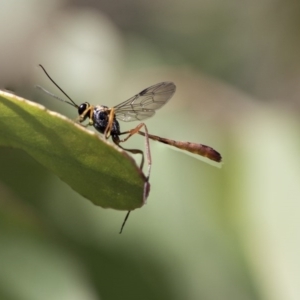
[78,102,91,121]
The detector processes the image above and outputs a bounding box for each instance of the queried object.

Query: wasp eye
[78,102,89,115]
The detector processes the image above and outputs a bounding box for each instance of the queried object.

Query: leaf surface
[0,90,146,210]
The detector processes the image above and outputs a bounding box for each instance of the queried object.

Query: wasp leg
[72,116,89,127]
[104,108,115,139]
[118,123,151,201]
[119,211,131,234]
[114,123,152,234]
[118,123,152,180]
[73,106,94,126]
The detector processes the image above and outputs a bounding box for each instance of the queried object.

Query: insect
[37,64,222,233]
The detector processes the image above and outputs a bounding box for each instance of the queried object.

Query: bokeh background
[1,1,300,299]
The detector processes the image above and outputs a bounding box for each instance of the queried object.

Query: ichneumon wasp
[37,64,222,233]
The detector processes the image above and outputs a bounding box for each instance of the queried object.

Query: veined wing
[114,82,176,122]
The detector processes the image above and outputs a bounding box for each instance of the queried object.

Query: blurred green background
[1,1,300,299]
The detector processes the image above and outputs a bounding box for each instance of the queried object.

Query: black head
[78,102,90,115]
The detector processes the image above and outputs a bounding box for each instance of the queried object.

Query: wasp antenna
[38,64,78,108]
[36,85,78,108]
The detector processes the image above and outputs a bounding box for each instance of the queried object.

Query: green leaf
[0,90,146,211]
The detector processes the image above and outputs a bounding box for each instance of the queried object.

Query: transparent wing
[114,82,176,122]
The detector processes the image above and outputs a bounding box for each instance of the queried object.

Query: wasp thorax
[95,105,108,111]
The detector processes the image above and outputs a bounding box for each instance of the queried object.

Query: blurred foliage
[0,1,300,300]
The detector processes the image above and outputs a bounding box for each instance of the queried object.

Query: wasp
[37,65,222,233]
